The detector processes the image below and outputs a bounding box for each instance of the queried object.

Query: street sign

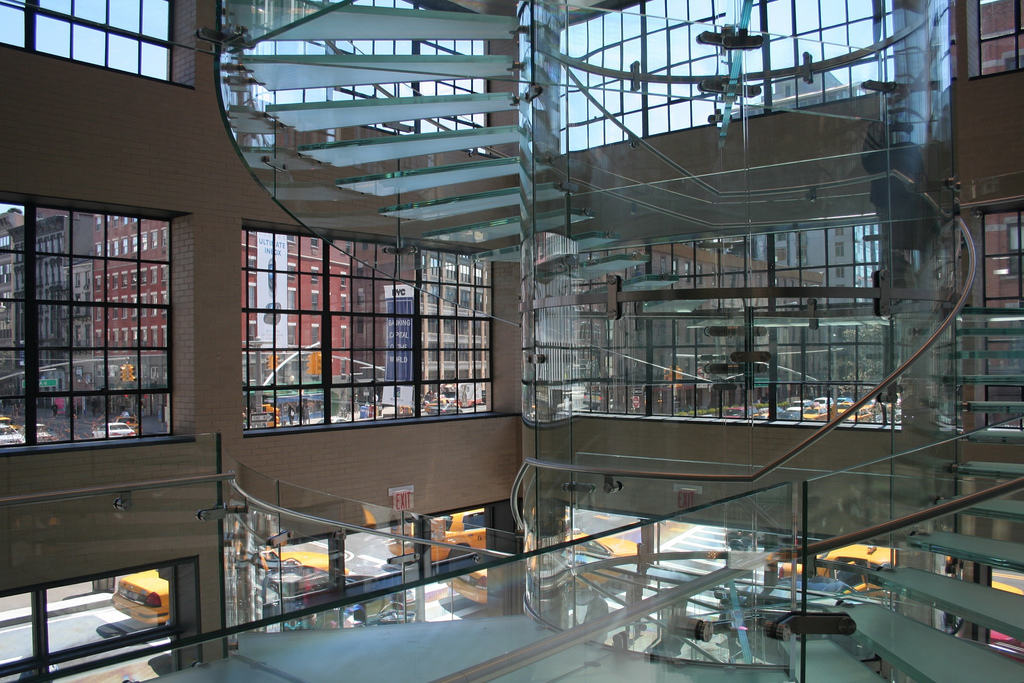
[389,485,414,511]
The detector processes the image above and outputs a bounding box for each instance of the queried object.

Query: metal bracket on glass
[606,275,623,320]
[196,503,248,521]
[387,552,421,566]
[561,482,596,493]
[766,611,856,640]
[800,51,814,84]
[112,492,131,512]
[629,61,642,92]
[522,84,544,102]
[873,270,891,317]
[697,76,762,98]
[696,26,764,50]
[197,26,252,52]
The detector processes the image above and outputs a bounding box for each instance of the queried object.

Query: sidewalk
[0,591,114,629]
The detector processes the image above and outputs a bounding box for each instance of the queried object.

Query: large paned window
[978,0,1024,75]
[241,230,491,429]
[562,0,895,151]
[981,210,1024,427]
[0,0,172,80]
[547,226,886,423]
[0,203,171,446]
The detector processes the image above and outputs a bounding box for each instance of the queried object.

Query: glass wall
[241,229,491,428]
[0,203,170,446]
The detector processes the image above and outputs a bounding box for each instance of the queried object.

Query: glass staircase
[205,0,1024,681]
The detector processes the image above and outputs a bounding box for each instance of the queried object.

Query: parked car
[0,423,25,445]
[112,570,169,625]
[93,422,137,438]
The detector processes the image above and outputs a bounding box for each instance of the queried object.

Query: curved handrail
[511,217,975,530]
[801,475,1024,556]
[233,481,513,558]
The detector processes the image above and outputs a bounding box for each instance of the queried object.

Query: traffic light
[119,363,136,382]
[265,353,277,374]
[306,351,322,376]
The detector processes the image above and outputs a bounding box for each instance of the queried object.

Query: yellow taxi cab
[779,543,894,593]
[112,570,169,626]
[389,508,489,562]
[113,550,333,625]
[452,532,638,604]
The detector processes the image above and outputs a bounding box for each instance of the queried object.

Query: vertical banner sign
[385,284,414,382]
[256,232,289,346]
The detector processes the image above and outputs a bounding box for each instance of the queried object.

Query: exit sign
[389,485,414,512]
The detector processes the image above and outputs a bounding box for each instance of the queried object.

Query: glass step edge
[422,210,593,243]
[267,93,516,132]
[241,146,322,170]
[242,55,514,91]
[379,185,560,220]
[837,603,1024,682]
[962,499,1024,523]
[865,566,1024,641]
[956,461,1024,477]
[336,157,517,196]
[957,327,1024,336]
[952,374,1024,385]
[300,126,519,166]
[260,4,518,42]
[961,307,1024,318]
[961,401,1024,413]
[955,350,1024,359]
[622,274,680,291]
[906,531,1024,573]
[965,430,1024,444]
[474,245,520,262]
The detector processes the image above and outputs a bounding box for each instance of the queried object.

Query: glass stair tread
[961,307,1024,318]
[423,209,592,244]
[336,157,517,197]
[579,253,651,278]
[961,401,1024,413]
[380,185,559,221]
[259,5,518,42]
[955,350,1024,359]
[242,54,514,90]
[956,461,1024,477]
[906,531,1024,573]
[864,567,1024,641]
[803,639,889,683]
[298,126,518,166]
[963,499,1024,523]
[957,327,1024,336]
[570,231,619,249]
[622,274,680,291]
[423,216,522,243]
[838,603,1024,682]
[474,245,519,262]
[268,182,343,201]
[955,374,1024,385]
[267,93,515,132]
[240,146,321,171]
[965,429,1024,444]
[227,105,276,134]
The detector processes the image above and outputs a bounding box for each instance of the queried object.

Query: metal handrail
[511,217,976,529]
[802,475,1024,556]
[233,482,513,558]
[0,472,235,508]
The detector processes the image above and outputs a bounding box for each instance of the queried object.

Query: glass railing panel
[799,474,1024,681]
[54,483,795,682]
